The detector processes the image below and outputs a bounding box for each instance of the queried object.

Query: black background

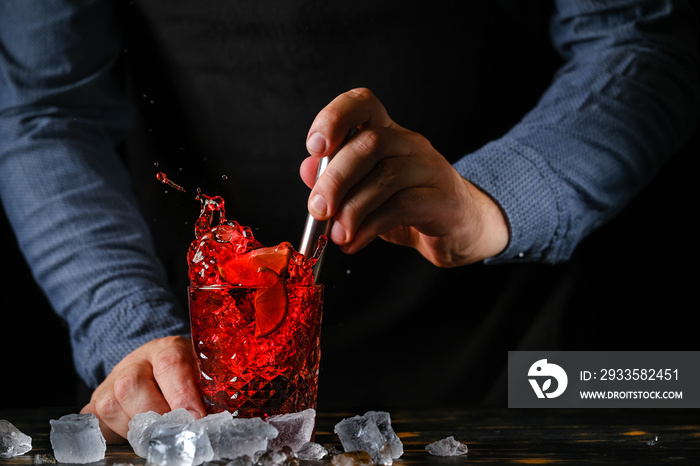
[1,1,698,410]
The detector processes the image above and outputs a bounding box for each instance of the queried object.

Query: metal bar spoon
[298,128,358,282]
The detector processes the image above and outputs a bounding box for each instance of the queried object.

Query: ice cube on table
[127,410,161,457]
[49,413,106,464]
[267,409,316,452]
[192,410,234,460]
[147,422,214,466]
[224,455,254,466]
[425,436,468,456]
[366,411,403,459]
[296,441,327,460]
[0,419,32,458]
[32,453,55,464]
[128,408,195,458]
[333,411,403,465]
[256,445,298,466]
[216,417,278,460]
[330,450,373,466]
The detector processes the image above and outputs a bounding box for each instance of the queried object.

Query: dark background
[1,1,698,410]
[3,123,697,409]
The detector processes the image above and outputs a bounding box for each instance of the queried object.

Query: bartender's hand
[80,336,205,444]
[300,88,509,267]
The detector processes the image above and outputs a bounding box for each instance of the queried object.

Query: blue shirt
[0,0,188,388]
[1,0,698,389]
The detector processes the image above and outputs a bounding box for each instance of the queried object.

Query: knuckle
[432,256,453,268]
[337,198,362,229]
[112,369,140,402]
[317,165,345,198]
[389,189,417,213]
[355,129,382,157]
[153,345,191,378]
[318,105,344,129]
[94,391,121,419]
[406,128,428,146]
[347,87,374,102]
[431,248,464,268]
[388,200,413,226]
[374,159,401,188]
[158,335,189,349]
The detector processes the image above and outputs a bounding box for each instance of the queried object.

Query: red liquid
[156,172,186,192]
[187,194,325,417]
[189,284,322,416]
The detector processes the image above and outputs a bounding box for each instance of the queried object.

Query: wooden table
[1,407,698,464]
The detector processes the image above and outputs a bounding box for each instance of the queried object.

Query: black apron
[4,0,692,410]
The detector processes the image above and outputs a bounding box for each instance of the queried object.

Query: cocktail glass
[189,283,323,417]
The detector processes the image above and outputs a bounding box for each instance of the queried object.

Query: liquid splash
[156,172,186,192]
[187,194,325,287]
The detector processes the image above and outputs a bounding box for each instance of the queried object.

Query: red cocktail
[187,195,324,417]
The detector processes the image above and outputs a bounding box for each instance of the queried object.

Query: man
[1,0,698,442]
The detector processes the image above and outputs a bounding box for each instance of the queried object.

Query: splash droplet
[156,172,186,192]
[221,174,228,180]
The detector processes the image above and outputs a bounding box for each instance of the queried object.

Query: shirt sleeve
[0,0,188,388]
[454,0,700,264]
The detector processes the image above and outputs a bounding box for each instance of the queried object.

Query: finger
[150,336,206,420]
[330,151,430,245]
[341,185,459,256]
[301,127,360,189]
[299,156,320,189]
[309,126,414,221]
[91,360,170,439]
[306,88,391,158]
[336,145,465,252]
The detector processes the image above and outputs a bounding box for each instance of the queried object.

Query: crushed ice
[49,413,106,464]
[296,441,328,460]
[126,408,322,464]
[32,453,56,464]
[267,409,316,453]
[128,408,195,458]
[330,450,373,466]
[215,417,278,461]
[425,435,468,456]
[0,419,32,458]
[148,422,213,466]
[6,407,414,465]
[334,411,403,465]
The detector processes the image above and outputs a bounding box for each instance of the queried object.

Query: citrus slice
[254,267,288,337]
[219,243,291,285]
[248,242,292,275]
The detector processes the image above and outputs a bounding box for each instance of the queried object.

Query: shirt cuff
[453,138,569,264]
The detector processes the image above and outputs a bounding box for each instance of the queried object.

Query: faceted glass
[189,284,323,417]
